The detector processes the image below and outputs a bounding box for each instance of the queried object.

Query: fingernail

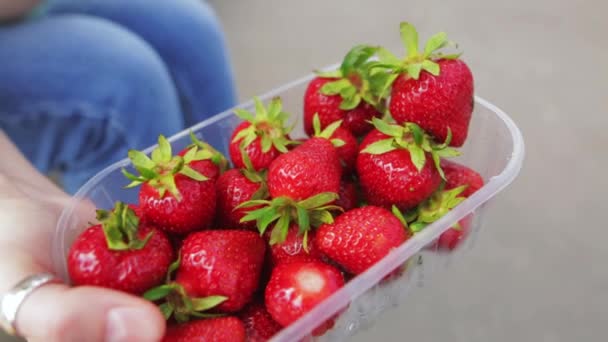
[105,307,158,342]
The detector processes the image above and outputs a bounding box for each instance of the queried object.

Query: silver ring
[0,273,62,336]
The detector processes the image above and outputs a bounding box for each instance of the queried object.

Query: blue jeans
[0,0,237,193]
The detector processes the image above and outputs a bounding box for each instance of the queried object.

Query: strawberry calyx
[407,185,468,233]
[96,201,153,251]
[232,97,295,154]
[237,192,340,246]
[316,45,391,111]
[188,131,230,174]
[240,150,269,201]
[122,135,208,200]
[360,117,460,179]
[143,257,228,323]
[311,114,345,148]
[371,22,461,89]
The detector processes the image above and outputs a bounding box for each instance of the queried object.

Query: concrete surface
[210,0,608,341]
[3,0,606,341]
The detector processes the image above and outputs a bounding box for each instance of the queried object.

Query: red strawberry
[310,114,358,174]
[303,45,385,137]
[162,317,246,342]
[239,301,282,342]
[316,206,409,274]
[176,230,266,312]
[68,202,172,295]
[268,225,322,267]
[123,135,216,234]
[267,137,341,201]
[357,119,457,210]
[304,78,381,137]
[435,214,472,251]
[265,260,344,327]
[229,97,293,171]
[379,22,474,147]
[215,165,268,230]
[178,132,229,181]
[441,160,484,197]
[240,137,342,245]
[336,178,358,211]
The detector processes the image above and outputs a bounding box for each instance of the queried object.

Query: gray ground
[3,0,607,341]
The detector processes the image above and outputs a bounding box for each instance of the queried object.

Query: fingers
[16,284,165,342]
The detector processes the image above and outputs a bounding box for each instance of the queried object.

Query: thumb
[16,284,166,342]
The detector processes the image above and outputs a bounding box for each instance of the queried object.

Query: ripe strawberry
[441,159,484,197]
[377,22,474,147]
[303,45,385,137]
[310,114,358,174]
[336,178,358,211]
[178,132,229,181]
[176,230,266,312]
[162,317,246,342]
[239,137,342,245]
[304,78,381,137]
[239,301,282,342]
[123,135,216,233]
[265,260,344,327]
[215,154,268,229]
[357,118,458,210]
[435,214,472,251]
[316,206,409,274]
[229,97,294,171]
[267,137,341,200]
[268,225,322,267]
[68,202,172,295]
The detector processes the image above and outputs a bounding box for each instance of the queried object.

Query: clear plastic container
[53,65,524,341]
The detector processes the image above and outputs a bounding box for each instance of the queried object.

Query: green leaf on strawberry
[361,118,460,177]
[238,192,339,245]
[371,21,462,83]
[96,202,153,251]
[231,97,295,154]
[405,185,468,234]
[122,135,209,200]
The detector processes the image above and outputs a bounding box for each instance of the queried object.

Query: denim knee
[0,15,183,192]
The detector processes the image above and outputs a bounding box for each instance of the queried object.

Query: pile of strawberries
[67,23,484,341]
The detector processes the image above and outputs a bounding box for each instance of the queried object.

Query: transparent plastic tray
[53,65,524,341]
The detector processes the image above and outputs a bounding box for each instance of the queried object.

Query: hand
[0,175,165,342]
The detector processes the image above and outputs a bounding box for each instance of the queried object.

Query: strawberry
[265,260,344,327]
[68,202,172,295]
[267,137,341,201]
[122,135,216,233]
[268,225,322,267]
[229,97,294,171]
[304,45,386,137]
[356,118,458,210]
[178,132,229,181]
[215,153,268,230]
[316,206,409,274]
[239,137,342,245]
[310,114,358,174]
[415,162,483,251]
[176,230,266,312]
[435,214,472,251]
[162,317,246,342]
[407,185,470,251]
[441,159,484,197]
[336,178,358,211]
[239,301,282,342]
[377,22,474,147]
